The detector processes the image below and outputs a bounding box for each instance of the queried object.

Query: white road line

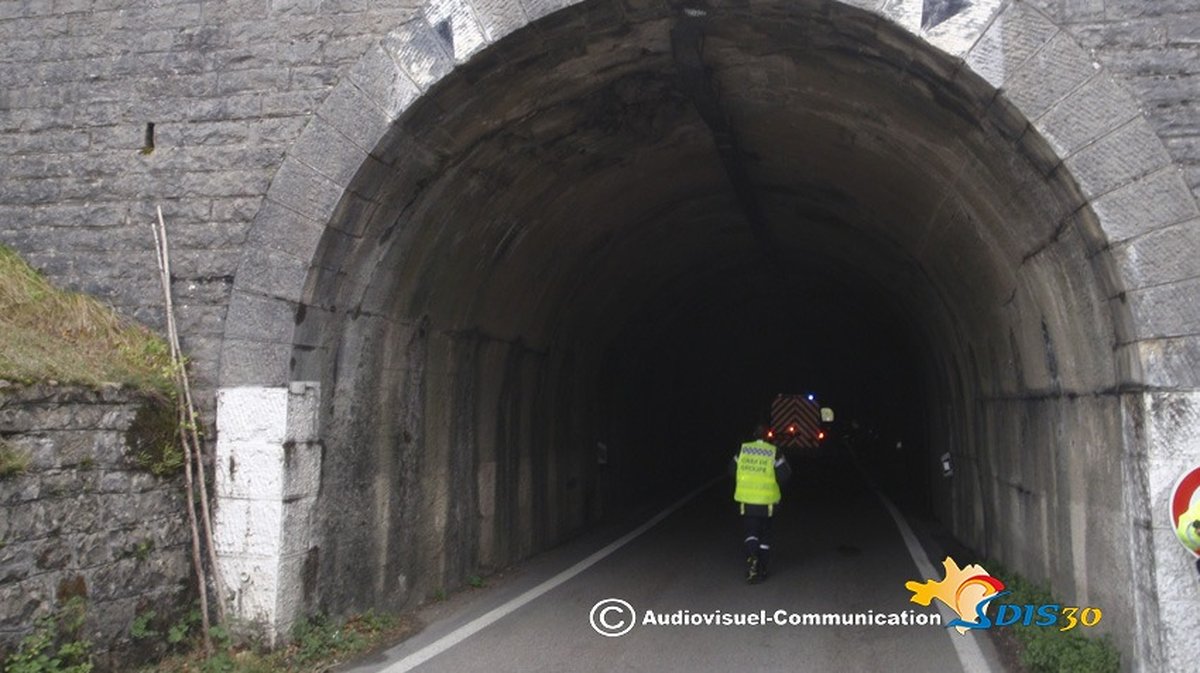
[875,490,994,673]
[378,476,723,673]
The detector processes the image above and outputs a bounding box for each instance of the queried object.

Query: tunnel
[214,0,1143,659]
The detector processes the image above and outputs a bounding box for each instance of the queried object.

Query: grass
[0,244,174,393]
[0,439,30,478]
[988,561,1121,673]
[137,612,421,673]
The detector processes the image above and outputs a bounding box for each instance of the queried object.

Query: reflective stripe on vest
[734,440,781,505]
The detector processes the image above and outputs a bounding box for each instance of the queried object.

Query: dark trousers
[742,514,773,570]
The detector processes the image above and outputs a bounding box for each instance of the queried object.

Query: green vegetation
[0,244,173,393]
[131,535,154,561]
[0,440,30,478]
[3,597,93,673]
[286,612,392,668]
[136,611,418,673]
[990,563,1121,673]
[130,610,159,641]
[131,607,201,653]
[126,400,184,476]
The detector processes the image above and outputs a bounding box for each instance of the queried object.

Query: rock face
[0,383,191,672]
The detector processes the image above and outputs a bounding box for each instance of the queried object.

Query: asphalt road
[341,452,1002,673]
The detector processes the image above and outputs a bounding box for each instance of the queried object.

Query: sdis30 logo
[905,558,1102,633]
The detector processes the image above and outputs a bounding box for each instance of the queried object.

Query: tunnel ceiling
[296,0,1117,405]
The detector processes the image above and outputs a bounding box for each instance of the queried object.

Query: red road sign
[1170,465,1200,556]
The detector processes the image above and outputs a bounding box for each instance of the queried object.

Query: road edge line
[873,489,994,673]
[378,475,724,673]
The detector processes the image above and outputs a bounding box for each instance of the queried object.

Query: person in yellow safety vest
[729,424,792,584]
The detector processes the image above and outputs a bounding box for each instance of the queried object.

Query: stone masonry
[1,1,1199,672]
[0,1,1191,401]
[0,383,191,672]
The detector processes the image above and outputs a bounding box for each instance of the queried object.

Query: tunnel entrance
[212,0,1197,666]
[290,0,1126,633]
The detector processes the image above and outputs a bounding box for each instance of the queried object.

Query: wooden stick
[156,206,228,625]
[150,211,212,657]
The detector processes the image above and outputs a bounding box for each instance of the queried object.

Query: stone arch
[213,0,1199,667]
[220,1,1199,388]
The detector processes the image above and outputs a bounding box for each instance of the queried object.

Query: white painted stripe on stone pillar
[216,387,289,632]
[218,387,288,444]
[215,383,323,641]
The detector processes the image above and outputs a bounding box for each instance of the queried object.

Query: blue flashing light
[807,394,815,402]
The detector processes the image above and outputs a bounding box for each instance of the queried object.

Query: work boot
[746,556,760,584]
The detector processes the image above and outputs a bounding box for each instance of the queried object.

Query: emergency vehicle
[767,393,834,452]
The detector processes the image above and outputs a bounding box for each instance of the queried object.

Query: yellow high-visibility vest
[734,440,781,505]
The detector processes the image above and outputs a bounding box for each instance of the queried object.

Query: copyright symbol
[589,598,636,637]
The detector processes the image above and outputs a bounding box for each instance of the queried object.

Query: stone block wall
[1026,0,1200,195]
[0,382,191,672]
[0,0,1195,407]
[0,0,427,406]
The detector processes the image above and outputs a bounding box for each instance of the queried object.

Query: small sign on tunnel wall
[1171,465,1200,559]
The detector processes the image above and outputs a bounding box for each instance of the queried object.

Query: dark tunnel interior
[598,272,930,510]
[282,0,1131,622]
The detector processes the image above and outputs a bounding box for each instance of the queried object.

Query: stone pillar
[214,382,322,642]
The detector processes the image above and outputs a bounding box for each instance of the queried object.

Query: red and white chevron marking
[769,394,822,449]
